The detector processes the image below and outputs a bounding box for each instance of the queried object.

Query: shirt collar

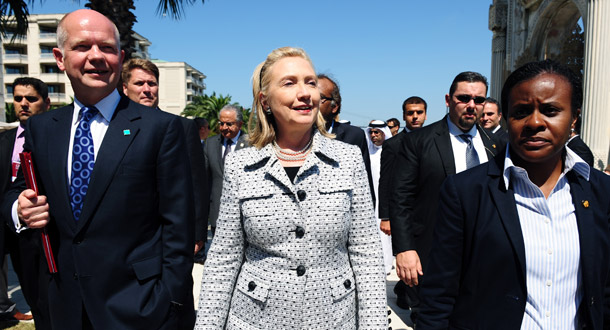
[447,116,478,138]
[503,145,590,189]
[73,89,120,124]
[225,131,241,144]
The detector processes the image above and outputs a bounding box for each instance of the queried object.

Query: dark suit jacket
[392,116,503,265]
[2,97,195,330]
[492,125,509,145]
[378,129,408,220]
[568,135,595,167]
[0,127,52,329]
[418,151,610,330]
[178,117,209,242]
[332,121,375,203]
[204,133,249,227]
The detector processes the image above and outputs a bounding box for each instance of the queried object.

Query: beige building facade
[489,0,610,169]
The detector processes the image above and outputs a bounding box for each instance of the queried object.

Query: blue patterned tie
[70,106,98,221]
[459,133,480,169]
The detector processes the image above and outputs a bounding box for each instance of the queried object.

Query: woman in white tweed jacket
[195,47,387,329]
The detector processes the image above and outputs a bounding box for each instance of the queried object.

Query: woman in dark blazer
[418,60,610,329]
[195,47,387,329]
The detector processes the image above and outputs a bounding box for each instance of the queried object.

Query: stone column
[581,0,610,169]
[488,1,508,101]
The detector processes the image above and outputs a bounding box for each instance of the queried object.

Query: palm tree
[0,0,35,41]
[182,93,249,135]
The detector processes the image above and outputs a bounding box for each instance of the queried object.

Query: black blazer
[2,97,195,330]
[418,151,610,330]
[332,121,375,203]
[391,116,503,265]
[378,129,408,220]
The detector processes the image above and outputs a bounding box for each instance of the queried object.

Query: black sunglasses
[455,94,486,105]
[14,95,40,103]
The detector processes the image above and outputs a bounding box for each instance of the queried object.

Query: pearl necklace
[273,138,313,162]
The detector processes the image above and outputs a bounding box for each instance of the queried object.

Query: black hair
[12,77,48,100]
[448,72,488,97]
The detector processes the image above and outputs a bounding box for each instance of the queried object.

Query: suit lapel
[0,130,17,187]
[478,125,500,159]
[487,156,527,280]
[433,118,456,176]
[47,106,76,231]
[77,98,141,232]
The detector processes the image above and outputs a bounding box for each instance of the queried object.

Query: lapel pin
[582,200,589,208]
[492,144,497,148]
[123,129,131,136]
[240,142,244,148]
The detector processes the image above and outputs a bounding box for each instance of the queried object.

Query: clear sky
[32,0,493,127]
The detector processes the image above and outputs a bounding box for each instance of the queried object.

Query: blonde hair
[249,47,332,149]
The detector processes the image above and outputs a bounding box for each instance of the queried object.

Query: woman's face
[262,56,320,133]
[507,73,577,167]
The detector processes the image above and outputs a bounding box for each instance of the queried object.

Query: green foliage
[4,103,17,123]
[182,92,250,135]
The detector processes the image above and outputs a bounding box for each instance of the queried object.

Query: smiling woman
[418,60,610,330]
[195,47,387,329]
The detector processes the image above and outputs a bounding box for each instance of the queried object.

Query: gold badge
[582,200,589,208]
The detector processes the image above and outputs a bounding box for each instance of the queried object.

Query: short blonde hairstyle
[249,47,332,149]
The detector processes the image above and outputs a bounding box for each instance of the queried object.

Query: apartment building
[1,13,205,122]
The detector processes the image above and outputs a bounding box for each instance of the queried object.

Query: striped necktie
[459,133,480,169]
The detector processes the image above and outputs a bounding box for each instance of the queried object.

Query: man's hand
[396,250,423,287]
[380,220,391,235]
[17,189,49,229]
[194,240,204,254]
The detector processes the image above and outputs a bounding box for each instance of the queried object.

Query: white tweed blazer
[195,132,387,329]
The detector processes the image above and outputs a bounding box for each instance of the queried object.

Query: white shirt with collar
[222,130,241,156]
[503,147,589,330]
[447,117,488,174]
[12,90,121,232]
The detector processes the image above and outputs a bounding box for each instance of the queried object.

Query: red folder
[19,152,58,274]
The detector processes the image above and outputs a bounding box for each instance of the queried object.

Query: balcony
[2,34,26,44]
[39,72,65,83]
[48,92,67,103]
[39,52,56,62]
[3,53,28,63]
[39,32,57,40]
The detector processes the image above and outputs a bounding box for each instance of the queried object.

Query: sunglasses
[14,95,40,103]
[455,94,486,105]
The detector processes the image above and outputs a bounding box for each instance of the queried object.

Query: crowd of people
[0,8,609,330]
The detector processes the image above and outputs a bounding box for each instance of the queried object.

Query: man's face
[218,110,242,140]
[318,78,337,124]
[403,103,427,130]
[13,85,50,124]
[122,68,159,107]
[387,121,399,136]
[479,102,501,130]
[53,10,124,105]
[369,128,385,146]
[446,81,487,132]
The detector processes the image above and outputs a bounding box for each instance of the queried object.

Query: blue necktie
[70,106,98,221]
[459,133,480,169]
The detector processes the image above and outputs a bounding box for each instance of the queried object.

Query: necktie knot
[459,133,473,144]
[80,106,99,123]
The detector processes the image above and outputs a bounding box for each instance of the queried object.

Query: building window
[6,66,25,74]
[47,85,61,93]
[40,46,54,54]
[42,65,60,73]
[6,85,14,95]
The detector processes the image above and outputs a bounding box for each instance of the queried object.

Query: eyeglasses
[320,95,333,103]
[387,124,396,129]
[14,95,40,103]
[218,121,236,127]
[455,94,486,105]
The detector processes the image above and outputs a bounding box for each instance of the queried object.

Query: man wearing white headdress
[366,120,393,274]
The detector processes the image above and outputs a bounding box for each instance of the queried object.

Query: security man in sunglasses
[0,77,51,328]
[389,72,504,325]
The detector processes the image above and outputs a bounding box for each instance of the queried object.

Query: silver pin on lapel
[123,129,131,136]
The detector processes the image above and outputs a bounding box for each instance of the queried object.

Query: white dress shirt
[222,130,241,156]
[447,117,488,173]
[503,147,589,330]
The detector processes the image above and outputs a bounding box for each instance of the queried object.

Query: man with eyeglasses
[386,118,400,136]
[317,74,374,203]
[204,105,249,236]
[390,72,504,325]
[0,77,50,327]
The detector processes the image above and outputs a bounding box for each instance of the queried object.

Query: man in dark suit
[121,58,209,264]
[479,97,508,144]
[204,105,249,235]
[317,74,374,200]
[391,72,503,322]
[377,96,427,310]
[0,77,50,327]
[194,117,210,148]
[3,10,194,329]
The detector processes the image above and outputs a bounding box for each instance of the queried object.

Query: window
[43,65,60,73]
[6,66,25,74]
[6,85,13,94]
[40,46,54,54]
[47,85,61,94]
